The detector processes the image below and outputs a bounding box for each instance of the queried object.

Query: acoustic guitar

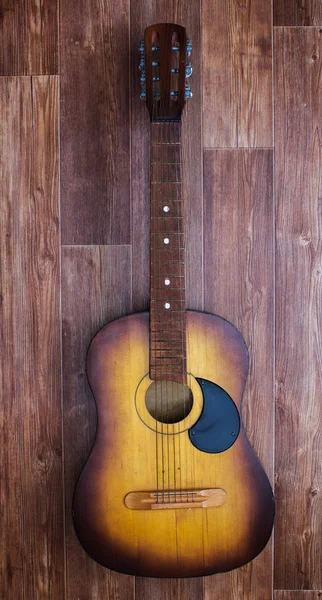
[73,22,275,577]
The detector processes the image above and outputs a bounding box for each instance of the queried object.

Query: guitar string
[171,119,178,501]
[166,121,172,502]
[152,82,159,504]
[180,118,193,503]
[159,67,165,504]
[150,64,164,503]
[158,79,165,505]
[175,119,189,503]
[173,118,180,503]
[173,118,181,503]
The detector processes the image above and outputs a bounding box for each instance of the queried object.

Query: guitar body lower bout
[72,311,274,577]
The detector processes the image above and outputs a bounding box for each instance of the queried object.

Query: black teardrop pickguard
[189,378,240,453]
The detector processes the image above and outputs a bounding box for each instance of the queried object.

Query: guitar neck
[149,121,187,384]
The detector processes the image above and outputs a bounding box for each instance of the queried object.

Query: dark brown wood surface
[203,149,274,600]
[1,4,322,600]
[0,0,58,75]
[274,0,322,25]
[274,27,322,591]
[0,76,63,598]
[202,0,272,148]
[60,0,131,245]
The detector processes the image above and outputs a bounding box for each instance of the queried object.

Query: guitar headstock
[139,23,192,122]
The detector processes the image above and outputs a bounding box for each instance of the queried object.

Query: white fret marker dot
[165,279,170,285]
[163,206,170,212]
[164,302,171,309]
[164,238,169,244]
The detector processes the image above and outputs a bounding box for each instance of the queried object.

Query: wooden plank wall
[0,0,321,599]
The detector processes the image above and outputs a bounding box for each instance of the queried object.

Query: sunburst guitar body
[73,23,275,577]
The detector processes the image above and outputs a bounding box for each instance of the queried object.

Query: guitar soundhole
[145,380,193,424]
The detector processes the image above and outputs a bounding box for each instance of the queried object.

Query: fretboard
[149,122,186,384]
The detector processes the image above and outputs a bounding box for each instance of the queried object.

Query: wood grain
[0,76,63,598]
[0,0,58,75]
[61,245,134,599]
[131,0,203,313]
[274,1,322,25]
[203,149,274,600]
[274,27,322,591]
[274,593,322,600]
[202,0,272,148]
[60,0,131,245]
[135,577,203,600]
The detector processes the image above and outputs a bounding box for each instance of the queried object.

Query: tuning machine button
[185,84,192,99]
[186,39,192,57]
[139,41,145,55]
[186,62,192,79]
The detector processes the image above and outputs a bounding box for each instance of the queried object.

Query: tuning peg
[186,39,192,57]
[139,41,145,55]
[186,62,192,78]
[139,58,145,71]
[140,91,146,100]
[140,72,146,83]
[185,84,192,99]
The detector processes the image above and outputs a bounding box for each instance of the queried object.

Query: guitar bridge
[124,488,227,510]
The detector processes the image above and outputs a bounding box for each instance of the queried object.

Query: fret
[150,333,185,338]
[151,288,185,291]
[150,355,185,361]
[150,332,185,337]
[151,260,184,264]
[151,181,182,184]
[150,227,184,235]
[151,342,184,348]
[152,244,185,248]
[151,364,186,370]
[151,294,185,303]
[152,142,181,146]
[151,199,182,203]
[149,370,186,375]
[151,162,182,165]
[151,281,184,290]
[151,357,185,363]
[151,311,186,315]
[152,317,186,322]
[150,340,184,345]
[151,297,185,301]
